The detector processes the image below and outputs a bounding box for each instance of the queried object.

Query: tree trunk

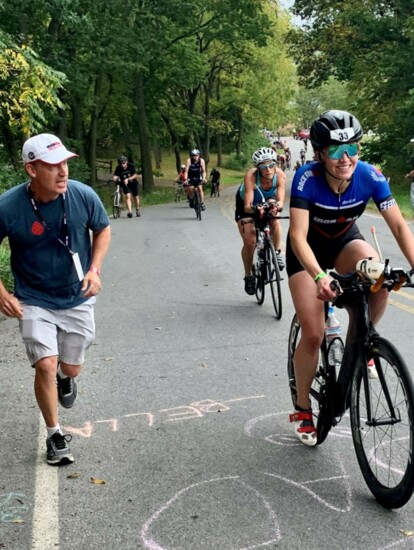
[120,116,132,158]
[135,71,154,192]
[88,73,104,186]
[154,139,162,169]
[71,97,85,159]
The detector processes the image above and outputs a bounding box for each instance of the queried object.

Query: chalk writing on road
[0,492,29,523]
[64,395,265,438]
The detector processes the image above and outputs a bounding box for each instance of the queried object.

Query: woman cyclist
[184,149,207,210]
[235,147,286,295]
[287,110,414,446]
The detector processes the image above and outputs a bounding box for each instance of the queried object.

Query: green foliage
[0,162,27,194]
[0,242,13,293]
[0,30,66,137]
[67,158,91,185]
[288,0,414,178]
[224,152,249,171]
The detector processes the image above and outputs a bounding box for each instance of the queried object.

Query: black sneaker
[57,375,77,409]
[201,202,206,211]
[127,212,133,218]
[136,209,141,217]
[46,432,74,465]
[244,275,256,295]
[189,199,194,208]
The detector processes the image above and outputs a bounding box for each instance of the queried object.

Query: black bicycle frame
[330,279,399,423]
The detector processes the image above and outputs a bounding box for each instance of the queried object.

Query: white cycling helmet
[252,147,277,166]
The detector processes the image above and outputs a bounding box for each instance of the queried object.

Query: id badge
[71,252,84,282]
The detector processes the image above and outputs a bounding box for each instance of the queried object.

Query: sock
[57,365,68,380]
[47,426,62,437]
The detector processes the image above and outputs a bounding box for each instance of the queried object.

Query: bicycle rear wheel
[287,314,335,444]
[266,242,282,320]
[350,338,414,508]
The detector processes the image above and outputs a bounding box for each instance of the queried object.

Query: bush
[224,153,249,171]
[0,163,26,194]
[0,242,13,292]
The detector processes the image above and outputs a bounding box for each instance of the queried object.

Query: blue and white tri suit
[286,160,394,276]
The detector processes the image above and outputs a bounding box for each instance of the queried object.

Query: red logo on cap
[31,221,45,236]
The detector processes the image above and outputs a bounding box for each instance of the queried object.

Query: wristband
[314,272,327,283]
[89,267,101,276]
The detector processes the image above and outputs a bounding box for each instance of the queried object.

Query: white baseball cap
[22,133,78,165]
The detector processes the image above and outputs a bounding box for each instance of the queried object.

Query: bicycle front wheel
[350,337,414,508]
[252,259,264,305]
[194,188,202,220]
[266,242,282,320]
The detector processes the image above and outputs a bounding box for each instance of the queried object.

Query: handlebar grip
[370,274,385,293]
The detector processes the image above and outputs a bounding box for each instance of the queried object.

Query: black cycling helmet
[118,155,128,163]
[310,110,363,150]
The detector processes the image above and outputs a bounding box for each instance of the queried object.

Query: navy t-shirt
[0,180,110,309]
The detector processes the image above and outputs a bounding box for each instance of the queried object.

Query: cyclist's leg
[124,190,132,217]
[335,238,388,324]
[130,182,141,215]
[237,218,256,276]
[199,183,206,208]
[189,184,197,208]
[289,270,325,410]
[270,219,285,270]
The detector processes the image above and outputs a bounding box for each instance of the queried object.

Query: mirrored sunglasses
[325,143,359,160]
[258,161,277,170]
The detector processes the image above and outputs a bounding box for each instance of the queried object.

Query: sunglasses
[258,161,277,170]
[325,143,359,160]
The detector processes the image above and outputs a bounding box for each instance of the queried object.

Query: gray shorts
[19,299,96,366]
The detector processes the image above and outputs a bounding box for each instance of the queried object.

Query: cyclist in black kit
[184,149,207,210]
[113,155,140,218]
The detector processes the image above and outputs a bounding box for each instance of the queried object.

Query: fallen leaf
[67,472,81,479]
[91,477,106,485]
[12,519,24,524]
[400,530,414,537]
[201,363,207,368]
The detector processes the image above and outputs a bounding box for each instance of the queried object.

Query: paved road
[2,138,414,550]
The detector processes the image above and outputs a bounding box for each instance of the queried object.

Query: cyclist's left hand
[316,275,337,302]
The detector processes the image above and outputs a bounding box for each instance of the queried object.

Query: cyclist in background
[113,155,140,218]
[405,138,414,212]
[210,167,221,197]
[284,146,291,169]
[235,147,286,295]
[184,149,207,210]
[287,110,414,447]
[299,148,306,165]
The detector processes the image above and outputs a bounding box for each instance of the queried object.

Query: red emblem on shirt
[31,221,45,236]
